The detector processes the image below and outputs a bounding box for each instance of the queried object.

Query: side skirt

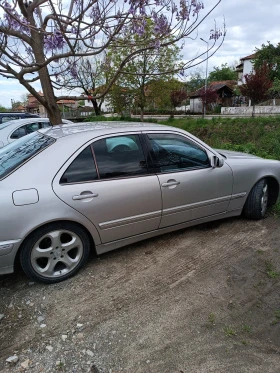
[95,209,242,255]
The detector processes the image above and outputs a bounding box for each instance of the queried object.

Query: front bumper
[0,240,22,275]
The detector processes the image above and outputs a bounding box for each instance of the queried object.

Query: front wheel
[243,179,268,220]
[20,222,91,284]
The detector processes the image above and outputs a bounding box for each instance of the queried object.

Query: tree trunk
[30,25,62,125]
[140,107,144,122]
[91,99,101,116]
[252,105,256,117]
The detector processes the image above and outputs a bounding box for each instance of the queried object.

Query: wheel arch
[14,219,97,270]
[266,176,279,207]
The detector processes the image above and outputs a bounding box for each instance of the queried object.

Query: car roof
[40,121,174,140]
[0,117,71,131]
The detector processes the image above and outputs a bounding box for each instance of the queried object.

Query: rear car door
[145,132,233,228]
[53,134,162,243]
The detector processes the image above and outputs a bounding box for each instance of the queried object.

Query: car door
[53,134,162,244]
[145,132,233,229]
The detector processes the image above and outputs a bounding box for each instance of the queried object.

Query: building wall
[238,59,255,85]
[221,106,280,115]
[190,98,203,113]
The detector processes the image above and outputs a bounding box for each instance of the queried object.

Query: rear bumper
[0,240,22,275]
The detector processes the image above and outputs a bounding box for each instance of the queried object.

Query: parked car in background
[0,122,279,283]
[0,112,40,124]
[0,117,73,148]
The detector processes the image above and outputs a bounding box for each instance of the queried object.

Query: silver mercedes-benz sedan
[0,122,279,283]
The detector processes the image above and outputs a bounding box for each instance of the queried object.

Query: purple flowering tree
[0,0,224,124]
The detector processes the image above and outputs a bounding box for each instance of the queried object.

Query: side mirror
[211,155,224,168]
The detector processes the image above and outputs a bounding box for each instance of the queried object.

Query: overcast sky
[1,0,280,108]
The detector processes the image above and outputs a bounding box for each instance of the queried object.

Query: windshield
[0,132,55,179]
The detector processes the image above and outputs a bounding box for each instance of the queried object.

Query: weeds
[223,326,237,337]
[265,260,280,279]
[271,202,280,218]
[158,116,280,160]
[242,324,252,333]
[271,310,280,325]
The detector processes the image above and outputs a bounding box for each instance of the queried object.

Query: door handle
[161,180,180,187]
[72,193,98,200]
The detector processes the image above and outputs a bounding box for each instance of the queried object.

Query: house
[189,80,236,114]
[26,91,48,117]
[26,93,79,118]
[236,53,256,85]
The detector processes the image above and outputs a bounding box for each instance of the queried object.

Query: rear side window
[0,133,55,179]
[92,135,147,179]
[60,146,98,184]
[10,126,27,139]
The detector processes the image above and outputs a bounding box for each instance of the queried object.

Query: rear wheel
[20,222,90,284]
[243,179,268,220]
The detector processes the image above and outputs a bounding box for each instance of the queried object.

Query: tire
[20,222,91,284]
[243,179,268,220]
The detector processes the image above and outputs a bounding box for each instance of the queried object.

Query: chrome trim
[99,210,162,230]
[163,195,232,215]
[231,192,247,199]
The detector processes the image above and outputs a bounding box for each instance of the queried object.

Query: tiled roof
[189,80,236,97]
[240,53,256,61]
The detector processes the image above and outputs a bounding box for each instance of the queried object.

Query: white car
[0,117,73,148]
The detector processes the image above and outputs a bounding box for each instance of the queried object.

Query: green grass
[265,260,280,279]
[271,202,280,217]
[223,326,237,337]
[158,116,280,160]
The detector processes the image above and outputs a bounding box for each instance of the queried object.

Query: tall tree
[108,22,183,121]
[0,0,225,124]
[147,78,186,111]
[60,55,109,116]
[254,42,280,81]
[240,63,273,117]
[186,69,205,94]
[208,63,237,82]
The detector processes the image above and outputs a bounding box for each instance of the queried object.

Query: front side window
[60,146,98,184]
[147,133,210,173]
[93,135,147,179]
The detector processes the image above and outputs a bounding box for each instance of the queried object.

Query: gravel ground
[1,215,280,373]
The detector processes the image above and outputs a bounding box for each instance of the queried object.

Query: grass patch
[271,202,280,218]
[265,260,280,279]
[205,313,216,328]
[242,324,252,333]
[271,310,280,325]
[223,326,237,337]
[159,116,280,160]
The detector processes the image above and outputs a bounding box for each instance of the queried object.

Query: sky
[0,0,280,108]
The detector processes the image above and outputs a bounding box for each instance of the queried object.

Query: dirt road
[1,215,280,372]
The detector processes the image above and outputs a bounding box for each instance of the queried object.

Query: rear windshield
[0,132,55,179]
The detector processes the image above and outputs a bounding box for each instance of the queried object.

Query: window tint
[93,135,147,179]
[60,146,98,184]
[10,126,27,139]
[147,133,210,172]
